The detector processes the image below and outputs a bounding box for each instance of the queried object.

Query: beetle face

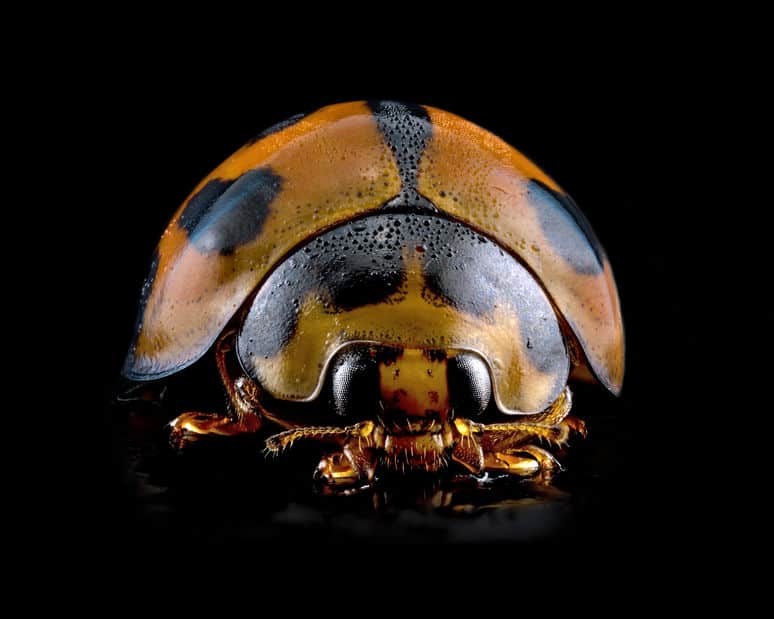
[326,345,492,471]
[331,346,451,470]
[332,346,493,429]
[376,349,452,430]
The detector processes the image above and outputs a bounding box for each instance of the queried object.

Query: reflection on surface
[110,381,623,544]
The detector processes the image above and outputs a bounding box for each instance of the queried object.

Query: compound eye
[329,348,379,419]
[448,353,492,417]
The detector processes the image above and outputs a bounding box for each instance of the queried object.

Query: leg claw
[563,416,587,439]
[315,452,361,486]
[166,411,261,450]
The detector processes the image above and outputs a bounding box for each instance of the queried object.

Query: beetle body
[124,101,623,486]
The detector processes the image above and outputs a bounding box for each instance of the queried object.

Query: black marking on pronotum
[239,216,409,361]
[239,214,566,388]
[178,179,235,235]
[245,112,308,146]
[415,216,566,374]
[528,179,604,275]
[328,261,405,312]
[122,249,160,376]
[367,101,437,213]
[239,285,300,363]
[185,167,283,255]
[423,349,447,362]
[374,345,402,365]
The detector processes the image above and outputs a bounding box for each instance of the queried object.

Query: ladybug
[123,101,624,487]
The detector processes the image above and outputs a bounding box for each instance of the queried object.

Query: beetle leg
[470,387,583,481]
[522,386,573,425]
[315,452,363,486]
[265,422,379,487]
[168,412,262,448]
[450,418,485,474]
[483,452,541,476]
[316,439,379,487]
[168,330,262,449]
[563,416,587,438]
[264,421,375,453]
[478,421,572,450]
[476,423,580,481]
[484,446,561,482]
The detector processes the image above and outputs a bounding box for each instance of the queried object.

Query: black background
[99,58,691,549]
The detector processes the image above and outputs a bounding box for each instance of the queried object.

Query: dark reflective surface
[108,364,633,545]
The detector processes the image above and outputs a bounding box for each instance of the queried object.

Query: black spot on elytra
[178,179,235,234]
[367,101,437,213]
[122,249,160,377]
[139,249,160,312]
[528,179,604,275]
[180,167,282,255]
[245,112,307,146]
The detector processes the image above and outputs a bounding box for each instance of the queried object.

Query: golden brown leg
[168,330,262,448]
[518,386,573,426]
[457,387,583,481]
[483,452,541,476]
[265,421,378,487]
[450,417,558,479]
[563,416,587,438]
[315,452,362,485]
[315,442,379,488]
[480,445,562,482]
[168,412,261,448]
[264,421,375,453]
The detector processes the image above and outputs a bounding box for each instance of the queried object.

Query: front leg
[168,330,263,449]
[477,418,584,482]
[168,411,261,448]
[452,386,585,482]
[483,446,561,483]
[315,440,379,488]
[265,422,380,488]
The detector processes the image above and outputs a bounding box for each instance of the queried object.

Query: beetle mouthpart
[382,432,449,473]
[378,410,443,436]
